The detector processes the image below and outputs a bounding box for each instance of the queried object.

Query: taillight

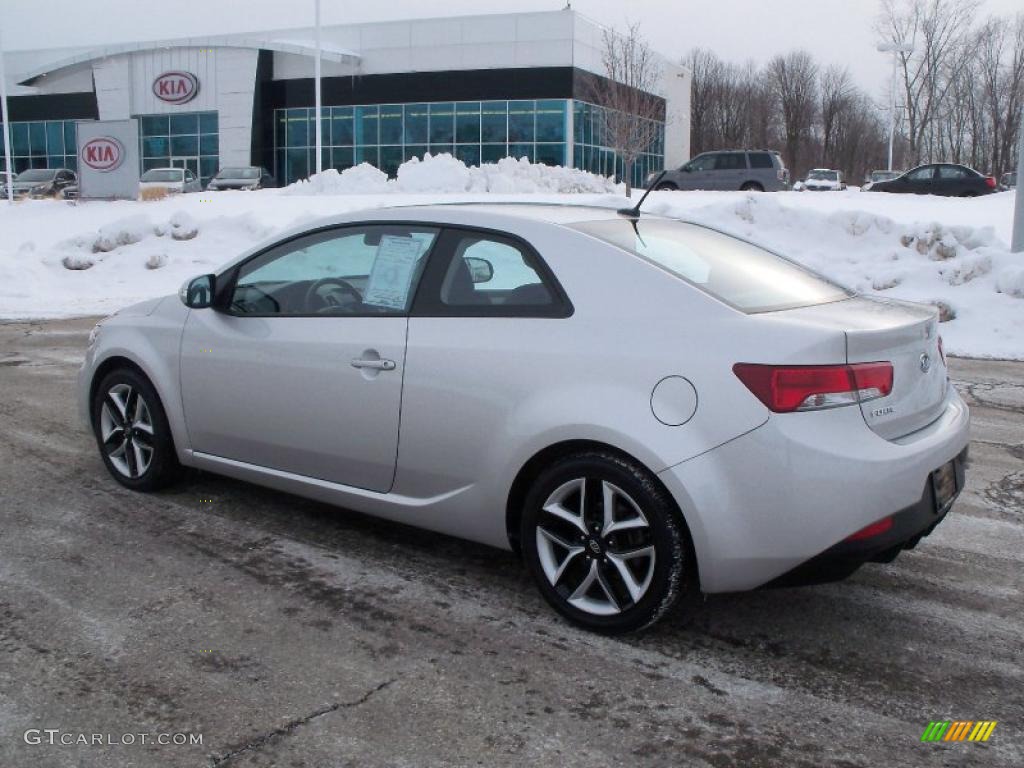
[985,176,996,189]
[845,516,894,542]
[732,362,894,413]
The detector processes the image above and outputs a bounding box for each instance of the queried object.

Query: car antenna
[617,170,667,220]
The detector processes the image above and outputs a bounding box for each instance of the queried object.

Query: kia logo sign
[81,137,125,172]
[153,71,199,104]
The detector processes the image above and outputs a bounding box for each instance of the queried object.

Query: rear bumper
[657,384,970,593]
[764,446,967,587]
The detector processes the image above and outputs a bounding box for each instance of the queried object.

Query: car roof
[361,202,666,226]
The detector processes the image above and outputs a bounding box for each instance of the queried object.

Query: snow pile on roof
[283,154,622,195]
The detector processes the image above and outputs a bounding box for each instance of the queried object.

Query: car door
[712,151,747,189]
[903,165,936,194]
[679,153,717,190]
[933,165,968,196]
[179,223,440,492]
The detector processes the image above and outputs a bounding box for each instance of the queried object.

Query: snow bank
[283,153,622,195]
[0,185,1020,359]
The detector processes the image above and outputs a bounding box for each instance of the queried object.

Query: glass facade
[275,99,570,186]
[572,100,665,189]
[0,120,79,173]
[137,111,219,186]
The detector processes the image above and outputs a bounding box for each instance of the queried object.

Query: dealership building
[0,9,689,189]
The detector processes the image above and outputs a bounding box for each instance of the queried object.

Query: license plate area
[931,459,959,514]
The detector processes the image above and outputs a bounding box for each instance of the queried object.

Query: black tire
[91,367,181,491]
[961,190,978,198]
[740,182,764,192]
[520,451,692,634]
[655,182,678,191]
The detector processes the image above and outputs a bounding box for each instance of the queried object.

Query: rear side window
[748,152,774,169]
[570,219,851,314]
[414,229,571,317]
[937,166,967,180]
[714,152,747,170]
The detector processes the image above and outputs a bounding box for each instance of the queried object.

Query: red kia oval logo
[153,71,199,104]
[81,137,125,172]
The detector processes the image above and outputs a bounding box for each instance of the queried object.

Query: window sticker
[362,235,424,310]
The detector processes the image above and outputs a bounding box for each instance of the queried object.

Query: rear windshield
[808,170,838,180]
[141,169,182,182]
[570,218,851,313]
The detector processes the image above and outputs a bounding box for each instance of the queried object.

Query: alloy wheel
[99,383,155,479]
[535,478,656,616]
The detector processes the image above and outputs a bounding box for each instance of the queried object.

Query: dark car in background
[999,171,1016,191]
[207,166,275,191]
[11,168,77,198]
[867,163,996,197]
[647,150,790,192]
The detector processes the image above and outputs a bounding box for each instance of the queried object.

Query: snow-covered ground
[0,154,1021,359]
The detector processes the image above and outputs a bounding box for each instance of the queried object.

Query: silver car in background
[138,167,202,196]
[79,204,969,633]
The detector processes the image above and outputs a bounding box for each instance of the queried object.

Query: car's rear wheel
[655,182,678,191]
[740,182,764,192]
[91,368,181,491]
[521,451,691,633]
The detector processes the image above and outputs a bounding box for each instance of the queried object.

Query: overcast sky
[2,0,1021,101]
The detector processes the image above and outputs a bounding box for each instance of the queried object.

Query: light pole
[0,23,14,204]
[313,0,323,176]
[1013,107,1023,253]
[877,41,914,172]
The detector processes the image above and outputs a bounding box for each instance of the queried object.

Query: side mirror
[465,257,493,284]
[179,274,215,309]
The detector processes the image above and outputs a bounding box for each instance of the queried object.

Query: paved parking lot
[1,317,1021,767]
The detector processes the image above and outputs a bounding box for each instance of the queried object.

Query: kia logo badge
[81,137,125,172]
[153,71,199,104]
[920,352,932,373]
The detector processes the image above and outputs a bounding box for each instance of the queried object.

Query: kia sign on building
[153,71,199,104]
[77,120,140,200]
[81,137,125,173]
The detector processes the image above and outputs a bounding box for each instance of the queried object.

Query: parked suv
[647,150,789,192]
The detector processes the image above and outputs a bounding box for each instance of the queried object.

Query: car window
[907,166,934,181]
[570,219,851,314]
[714,152,747,171]
[937,166,966,180]
[748,153,774,169]
[687,154,716,172]
[415,230,569,317]
[230,225,439,316]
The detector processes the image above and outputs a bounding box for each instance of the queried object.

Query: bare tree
[588,23,663,196]
[819,65,854,166]
[877,0,981,164]
[766,51,819,175]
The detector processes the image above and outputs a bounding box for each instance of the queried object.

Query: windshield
[570,218,851,313]
[216,167,260,180]
[807,170,838,181]
[141,169,183,182]
[17,169,57,182]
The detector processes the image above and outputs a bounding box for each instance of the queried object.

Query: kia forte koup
[79,204,969,633]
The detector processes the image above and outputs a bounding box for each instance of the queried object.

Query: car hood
[140,180,184,188]
[12,181,53,189]
[210,178,257,187]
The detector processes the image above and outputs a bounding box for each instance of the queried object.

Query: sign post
[77,119,140,200]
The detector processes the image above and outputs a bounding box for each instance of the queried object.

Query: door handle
[351,358,396,371]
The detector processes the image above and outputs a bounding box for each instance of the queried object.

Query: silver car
[79,204,969,633]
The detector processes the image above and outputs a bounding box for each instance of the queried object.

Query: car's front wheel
[91,368,181,491]
[521,451,691,633]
